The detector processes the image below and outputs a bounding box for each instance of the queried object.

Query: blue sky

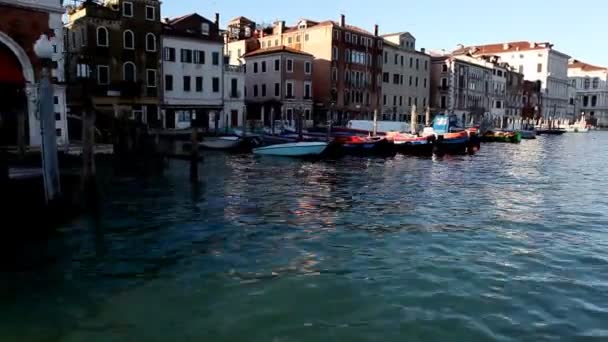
[163,0,608,66]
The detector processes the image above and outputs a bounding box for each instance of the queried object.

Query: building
[505,68,524,119]
[65,0,162,132]
[568,59,608,127]
[431,54,493,125]
[522,80,543,119]
[0,0,68,147]
[242,46,314,128]
[161,13,224,130]
[455,41,570,118]
[224,16,259,66]
[235,15,383,124]
[223,64,246,129]
[380,32,431,121]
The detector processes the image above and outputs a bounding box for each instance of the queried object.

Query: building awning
[0,49,25,84]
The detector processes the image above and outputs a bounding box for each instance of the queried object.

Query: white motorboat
[200,136,241,150]
[253,142,328,157]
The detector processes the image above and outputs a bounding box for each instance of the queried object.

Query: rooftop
[242,46,314,58]
[453,41,573,58]
[569,59,607,72]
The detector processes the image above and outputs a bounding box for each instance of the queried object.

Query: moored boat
[200,136,241,150]
[519,130,536,139]
[481,130,522,143]
[386,132,435,156]
[334,136,395,156]
[253,141,329,157]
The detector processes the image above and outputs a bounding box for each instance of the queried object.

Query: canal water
[2,133,608,341]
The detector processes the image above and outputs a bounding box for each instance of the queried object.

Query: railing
[225,64,244,73]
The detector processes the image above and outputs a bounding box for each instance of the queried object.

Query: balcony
[225,64,244,73]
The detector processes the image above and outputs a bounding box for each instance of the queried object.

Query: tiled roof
[568,59,607,71]
[242,46,314,58]
[454,41,555,55]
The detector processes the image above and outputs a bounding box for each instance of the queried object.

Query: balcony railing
[225,64,244,73]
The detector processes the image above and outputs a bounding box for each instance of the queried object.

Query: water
[2,133,608,341]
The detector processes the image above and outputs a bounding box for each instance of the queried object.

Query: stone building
[0,0,68,147]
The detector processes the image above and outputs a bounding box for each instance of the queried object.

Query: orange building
[231,15,383,125]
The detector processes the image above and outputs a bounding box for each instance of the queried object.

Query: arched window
[146,33,156,52]
[123,62,136,82]
[123,30,134,49]
[97,27,109,47]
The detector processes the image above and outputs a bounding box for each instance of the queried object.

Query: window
[183,76,191,91]
[415,77,419,87]
[286,82,294,98]
[123,30,134,49]
[332,46,339,61]
[423,98,426,107]
[296,35,300,43]
[414,97,418,106]
[345,49,351,63]
[393,74,399,84]
[410,57,414,68]
[261,61,267,73]
[592,95,597,107]
[146,5,155,20]
[408,97,412,106]
[122,1,133,17]
[123,62,136,82]
[97,65,109,85]
[495,100,502,108]
[304,82,311,99]
[377,40,382,48]
[253,85,258,97]
[146,33,156,52]
[382,72,389,83]
[253,62,258,73]
[261,84,266,96]
[409,76,413,86]
[537,63,542,73]
[193,50,205,64]
[146,69,156,87]
[400,75,404,85]
[393,95,397,106]
[416,59,419,70]
[440,96,446,108]
[424,60,428,70]
[56,129,62,137]
[401,55,404,66]
[274,39,279,46]
[352,35,358,45]
[165,75,173,91]
[53,96,59,105]
[394,54,398,65]
[230,78,238,98]
[212,77,220,92]
[97,27,108,47]
[274,83,280,96]
[332,67,338,82]
[345,32,351,42]
[593,78,599,89]
[181,49,192,63]
[262,41,266,48]
[423,78,427,88]
[164,47,176,62]
[288,37,293,44]
[55,112,61,121]
[305,34,309,41]
[305,61,311,74]
[384,51,388,64]
[53,44,57,53]
[584,78,590,89]
[519,65,524,74]
[212,52,219,65]
[195,77,203,92]
[201,23,210,36]
[383,95,386,105]
[287,59,293,72]
[77,64,90,78]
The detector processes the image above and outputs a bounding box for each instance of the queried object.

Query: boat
[423,114,477,155]
[386,132,435,156]
[434,130,472,154]
[333,135,395,156]
[481,130,522,143]
[253,141,329,157]
[519,130,536,139]
[563,115,590,133]
[536,129,566,135]
[200,136,241,150]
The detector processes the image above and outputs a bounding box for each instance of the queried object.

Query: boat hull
[253,142,328,157]
[200,137,241,150]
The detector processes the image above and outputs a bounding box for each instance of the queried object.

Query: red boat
[333,136,395,156]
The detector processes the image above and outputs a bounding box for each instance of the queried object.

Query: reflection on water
[2,134,608,341]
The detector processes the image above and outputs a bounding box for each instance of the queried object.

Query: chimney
[529,42,536,48]
[163,17,170,24]
[215,13,220,26]
[503,43,509,50]
[374,24,378,37]
[421,48,426,54]
[340,14,345,27]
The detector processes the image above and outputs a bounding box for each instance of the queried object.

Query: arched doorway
[0,31,35,148]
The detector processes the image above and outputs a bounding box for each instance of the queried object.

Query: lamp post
[34,34,61,204]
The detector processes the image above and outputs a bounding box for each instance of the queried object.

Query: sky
[163,0,608,66]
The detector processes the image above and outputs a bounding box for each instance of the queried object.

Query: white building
[223,64,246,129]
[457,41,570,118]
[0,0,68,147]
[161,13,224,130]
[380,32,431,121]
[568,59,608,127]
